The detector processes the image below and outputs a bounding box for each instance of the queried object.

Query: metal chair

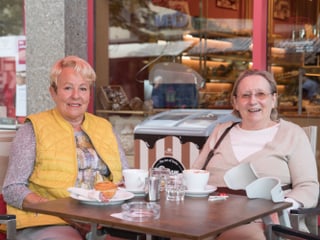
[0,215,16,240]
[0,130,16,240]
[266,224,320,240]
[288,126,319,235]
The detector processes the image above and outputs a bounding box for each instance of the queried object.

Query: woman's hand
[22,192,48,208]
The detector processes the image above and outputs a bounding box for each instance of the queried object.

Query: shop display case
[100,0,254,113]
[267,0,320,115]
[96,0,320,118]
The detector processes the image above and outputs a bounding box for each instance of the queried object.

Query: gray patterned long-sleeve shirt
[2,122,129,209]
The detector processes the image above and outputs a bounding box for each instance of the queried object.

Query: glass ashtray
[121,201,160,222]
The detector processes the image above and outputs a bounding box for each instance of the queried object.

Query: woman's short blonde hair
[50,56,96,91]
[231,69,279,121]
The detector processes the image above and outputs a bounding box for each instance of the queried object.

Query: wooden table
[23,194,291,240]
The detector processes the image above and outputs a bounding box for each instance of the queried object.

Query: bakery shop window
[268,0,320,115]
[103,0,253,111]
[97,1,320,114]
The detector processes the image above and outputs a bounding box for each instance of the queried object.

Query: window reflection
[0,1,25,118]
[107,0,253,111]
[268,0,320,115]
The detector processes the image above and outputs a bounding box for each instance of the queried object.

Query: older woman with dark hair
[193,69,319,240]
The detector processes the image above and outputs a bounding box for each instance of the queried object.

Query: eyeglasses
[236,92,273,101]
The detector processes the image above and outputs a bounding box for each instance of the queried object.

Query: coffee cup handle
[137,176,145,188]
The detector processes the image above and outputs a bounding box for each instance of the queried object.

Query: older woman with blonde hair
[3,56,129,239]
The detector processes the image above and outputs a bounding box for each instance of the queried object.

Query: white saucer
[185,185,217,197]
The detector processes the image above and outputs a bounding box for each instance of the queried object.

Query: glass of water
[150,166,170,191]
[165,173,186,202]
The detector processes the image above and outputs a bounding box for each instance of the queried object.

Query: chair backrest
[302,126,317,157]
[0,130,16,193]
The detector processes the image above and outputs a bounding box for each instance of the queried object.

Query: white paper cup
[122,169,149,191]
[183,169,209,191]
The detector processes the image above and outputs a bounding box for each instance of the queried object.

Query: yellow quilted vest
[6,108,122,229]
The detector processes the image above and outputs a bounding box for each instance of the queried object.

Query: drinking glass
[165,173,185,202]
[150,166,170,191]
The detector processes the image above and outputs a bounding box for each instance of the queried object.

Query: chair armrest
[267,224,320,240]
[0,214,16,240]
[290,206,320,215]
[0,214,15,221]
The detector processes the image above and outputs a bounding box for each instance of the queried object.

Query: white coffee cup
[183,169,209,191]
[122,169,149,191]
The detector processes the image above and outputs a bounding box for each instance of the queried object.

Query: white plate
[70,189,135,205]
[185,185,217,197]
[119,187,146,197]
